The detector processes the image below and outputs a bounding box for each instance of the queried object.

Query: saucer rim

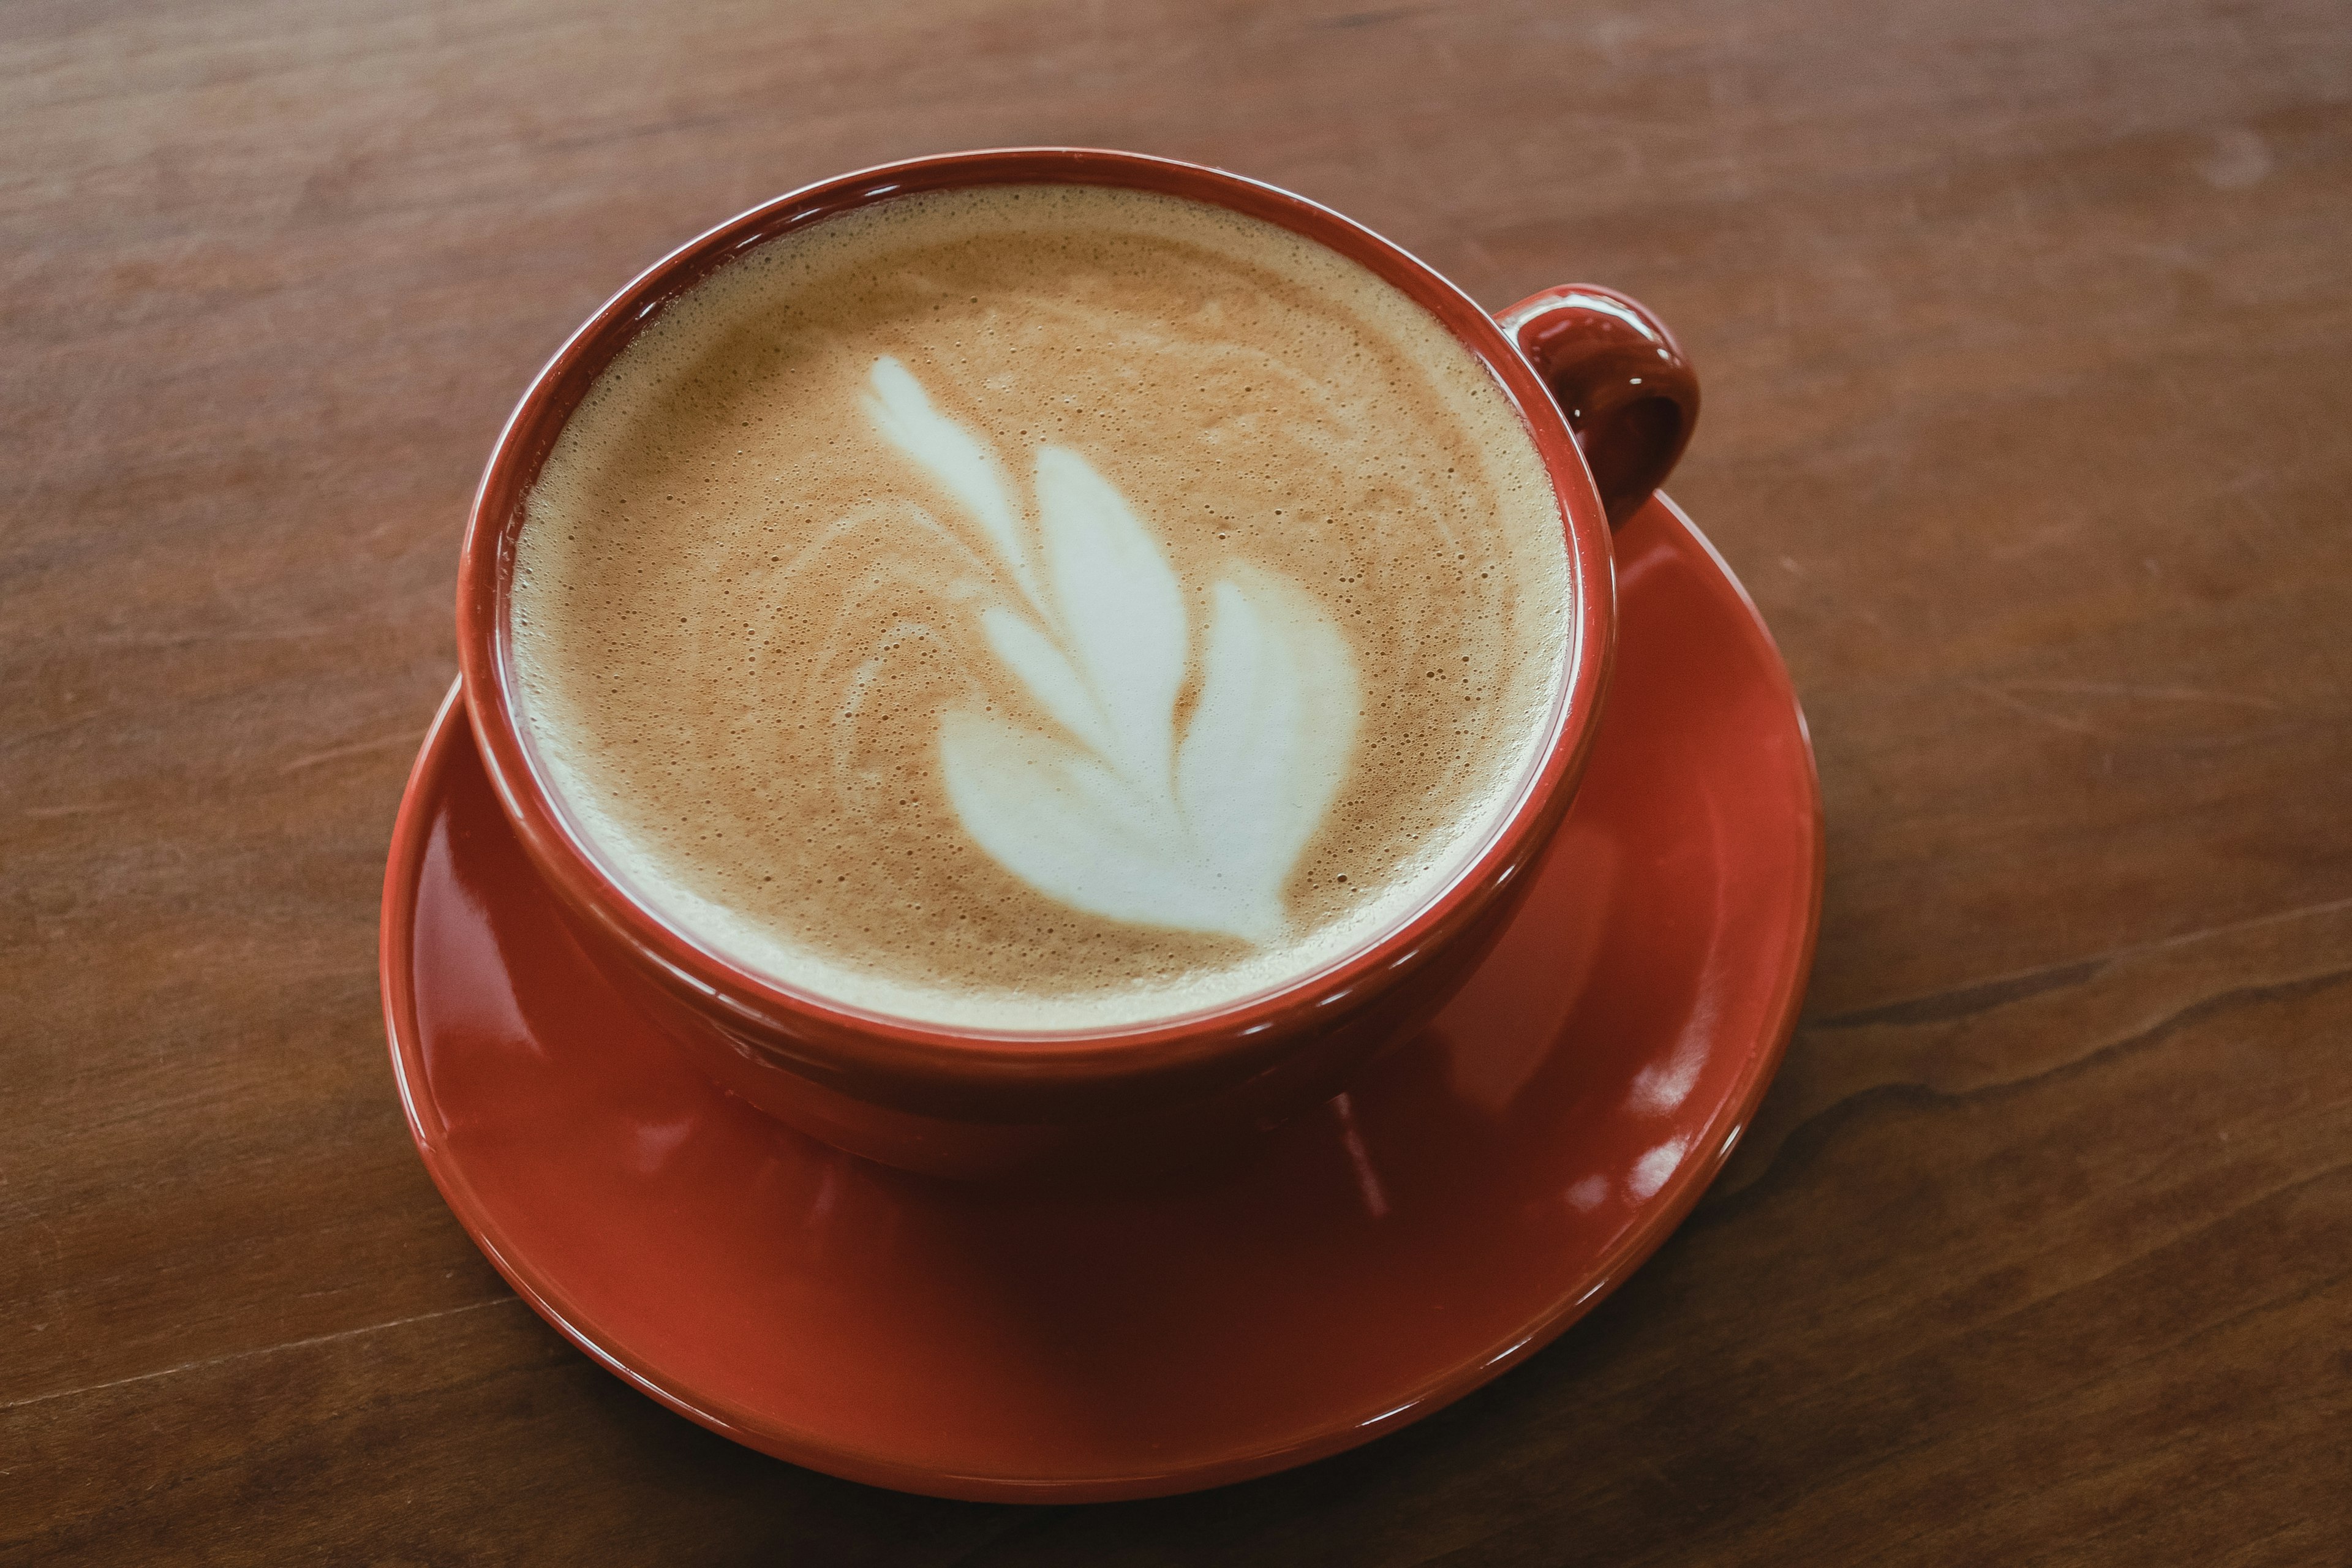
[378,492,1823,1501]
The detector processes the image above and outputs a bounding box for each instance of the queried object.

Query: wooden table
[8,2,2348,1561]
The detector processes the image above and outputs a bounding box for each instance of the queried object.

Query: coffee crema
[511,184,1570,1030]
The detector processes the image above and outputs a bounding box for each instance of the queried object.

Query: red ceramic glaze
[1499,284,1700,527]
[383,494,1823,1502]
[450,149,1681,1177]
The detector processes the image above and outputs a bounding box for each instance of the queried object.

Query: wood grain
[4,0,2347,1561]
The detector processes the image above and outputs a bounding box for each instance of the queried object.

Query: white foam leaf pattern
[865,361,1360,944]
[864,358,1047,619]
[938,717,1253,937]
[1177,571,1357,908]
[1033,445,1190,790]
[976,607,1115,761]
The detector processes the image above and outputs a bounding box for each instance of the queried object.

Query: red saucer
[379,494,1822,1503]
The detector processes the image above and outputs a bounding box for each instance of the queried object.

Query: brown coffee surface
[511,184,1570,1029]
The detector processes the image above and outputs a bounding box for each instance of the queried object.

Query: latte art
[867,356,1359,943]
[511,184,1569,1029]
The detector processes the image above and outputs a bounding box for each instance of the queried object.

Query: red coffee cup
[454,148,1698,1180]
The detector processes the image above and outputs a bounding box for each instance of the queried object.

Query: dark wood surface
[7,1,2348,1561]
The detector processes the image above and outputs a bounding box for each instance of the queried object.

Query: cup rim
[454,146,1616,1079]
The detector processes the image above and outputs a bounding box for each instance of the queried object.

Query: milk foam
[511,184,1570,1030]
[871,356,1359,944]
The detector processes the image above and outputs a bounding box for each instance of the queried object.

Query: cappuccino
[511,184,1569,1029]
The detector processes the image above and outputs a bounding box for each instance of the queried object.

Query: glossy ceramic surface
[381,494,1822,1502]
[1498,284,1700,528]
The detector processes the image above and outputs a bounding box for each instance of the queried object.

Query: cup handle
[1496,285,1700,529]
